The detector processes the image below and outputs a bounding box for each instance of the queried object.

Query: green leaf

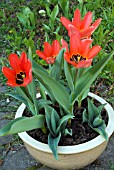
[37,99,52,110]
[50,5,59,23]
[110,61,114,75]
[64,60,74,92]
[16,87,36,115]
[50,48,65,80]
[64,128,72,136]
[58,0,69,17]
[93,126,108,141]
[82,109,88,123]
[56,114,74,134]
[51,109,60,135]
[6,92,28,107]
[32,60,47,74]
[0,115,45,136]
[43,23,50,31]
[73,52,113,103]
[17,13,28,27]
[45,5,51,17]
[27,47,38,115]
[93,116,103,127]
[16,87,33,105]
[88,98,99,122]
[45,105,60,136]
[29,12,35,27]
[48,132,61,160]
[23,7,31,16]
[33,68,70,113]
[97,104,106,113]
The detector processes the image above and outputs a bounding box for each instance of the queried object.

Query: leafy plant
[17,7,36,30]
[83,98,108,140]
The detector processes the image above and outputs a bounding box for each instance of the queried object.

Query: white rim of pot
[15,92,114,154]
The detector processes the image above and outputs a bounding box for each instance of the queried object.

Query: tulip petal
[44,42,52,57]
[76,60,92,68]
[23,70,32,86]
[8,54,21,73]
[60,17,72,30]
[91,18,102,32]
[81,11,92,29]
[72,9,81,29]
[70,33,81,54]
[80,26,95,38]
[36,50,47,60]
[20,52,27,64]
[61,39,69,53]
[52,40,60,56]
[68,24,80,37]
[88,45,102,59]
[2,67,16,79]
[81,39,93,56]
[24,60,32,72]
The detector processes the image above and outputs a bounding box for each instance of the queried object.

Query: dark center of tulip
[16,71,26,85]
[71,54,86,63]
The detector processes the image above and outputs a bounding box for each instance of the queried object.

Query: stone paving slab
[0,135,114,170]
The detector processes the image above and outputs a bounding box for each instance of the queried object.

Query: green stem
[42,126,47,134]
[24,86,33,102]
[78,98,82,108]
[74,68,78,88]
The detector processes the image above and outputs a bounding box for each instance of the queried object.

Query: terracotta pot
[15,92,114,170]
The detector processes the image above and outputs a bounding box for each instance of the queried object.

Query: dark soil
[25,97,108,146]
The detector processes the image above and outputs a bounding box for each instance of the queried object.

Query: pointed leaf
[17,13,28,27]
[64,60,74,91]
[45,105,58,136]
[88,98,99,122]
[27,47,38,115]
[37,99,52,110]
[97,104,106,113]
[50,48,65,80]
[73,52,113,102]
[56,114,74,133]
[64,128,72,136]
[51,109,60,135]
[0,115,44,136]
[32,60,47,74]
[48,132,61,160]
[29,12,35,27]
[93,116,103,127]
[82,109,88,123]
[93,126,108,141]
[50,5,59,23]
[33,68,70,112]
[16,87,33,105]
[6,92,28,107]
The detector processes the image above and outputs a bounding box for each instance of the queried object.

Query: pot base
[24,141,107,170]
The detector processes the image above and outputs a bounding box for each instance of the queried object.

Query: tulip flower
[36,40,61,64]
[61,33,101,68]
[2,52,32,87]
[60,9,101,38]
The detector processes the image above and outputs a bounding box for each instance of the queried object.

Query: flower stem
[42,126,47,134]
[74,68,78,88]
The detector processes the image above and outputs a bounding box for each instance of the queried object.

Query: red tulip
[60,9,101,38]
[61,33,102,68]
[36,40,61,64]
[2,52,32,87]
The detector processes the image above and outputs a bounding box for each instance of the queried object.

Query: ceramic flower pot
[15,92,114,170]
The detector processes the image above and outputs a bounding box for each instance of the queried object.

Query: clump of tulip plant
[0,8,113,160]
